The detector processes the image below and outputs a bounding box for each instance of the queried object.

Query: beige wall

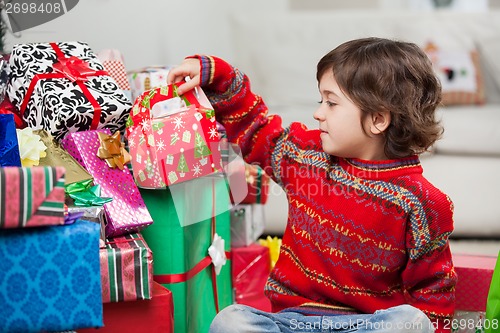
[290,0,496,10]
[290,0,377,10]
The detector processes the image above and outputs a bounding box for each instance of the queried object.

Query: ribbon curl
[16,127,47,167]
[65,178,93,194]
[96,131,131,170]
[68,185,112,207]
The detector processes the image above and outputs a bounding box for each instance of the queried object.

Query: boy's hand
[167,58,201,96]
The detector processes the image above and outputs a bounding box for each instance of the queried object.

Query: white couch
[229,10,500,237]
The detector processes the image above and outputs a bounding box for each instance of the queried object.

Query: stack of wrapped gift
[1,114,103,332]
[1,40,176,332]
[49,126,169,331]
[227,160,273,311]
[126,82,234,333]
[58,126,170,331]
[229,204,272,311]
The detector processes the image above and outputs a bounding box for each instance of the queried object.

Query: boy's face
[313,72,385,160]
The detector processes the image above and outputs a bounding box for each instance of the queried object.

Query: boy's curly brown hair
[316,37,443,159]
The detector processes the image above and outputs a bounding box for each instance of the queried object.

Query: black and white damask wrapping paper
[7,41,131,141]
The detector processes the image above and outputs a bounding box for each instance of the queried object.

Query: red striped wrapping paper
[0,166,65,228]
[100,232,153,303]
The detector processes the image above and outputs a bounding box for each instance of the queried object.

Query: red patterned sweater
[191,55,457,332]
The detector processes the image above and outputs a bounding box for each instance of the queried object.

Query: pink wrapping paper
[61,129,153,237]
[453,254,497,312]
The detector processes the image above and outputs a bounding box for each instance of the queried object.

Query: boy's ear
[370,111,391,135]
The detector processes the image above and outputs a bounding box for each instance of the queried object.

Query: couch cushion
[434,104,500,156]
[425,44,486,106]
[476,36,500,103]
[420,154,500,237]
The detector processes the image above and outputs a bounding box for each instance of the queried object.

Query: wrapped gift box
[0,166,65,229]
[139,175,233,333]
[127,65,174,102]
[126,82,223,188]
[232,163,270,204]
[100,233,153,303]
[0,220,103,332]
[230,204,266,247]
[7,41,131,141]
[232,243,272,312]
[0,113,22,166]
[66,202,107,242]
[61,129,153,237]
[454,254,497,312]
[97,49,132,102]
[78,282,173,333]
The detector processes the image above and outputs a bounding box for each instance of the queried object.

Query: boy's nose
[313,107,323,121]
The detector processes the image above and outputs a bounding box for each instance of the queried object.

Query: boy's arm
[186,55,287,176]
[402,193,457,333]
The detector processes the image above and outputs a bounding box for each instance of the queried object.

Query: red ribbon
[53,56,95,82]
[154,176,229,313]
[210,179,221,313]
[20,43,108,130]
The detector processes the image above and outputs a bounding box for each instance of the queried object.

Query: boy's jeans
[209,304,435,333]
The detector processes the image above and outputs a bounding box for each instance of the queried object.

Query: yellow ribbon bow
[96,131,131,170]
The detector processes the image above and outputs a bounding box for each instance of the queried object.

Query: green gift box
[140,175,233,333]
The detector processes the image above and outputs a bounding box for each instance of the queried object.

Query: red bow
[53,56,95,82]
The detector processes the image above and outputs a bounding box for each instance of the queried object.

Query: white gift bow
[208,233,227,275]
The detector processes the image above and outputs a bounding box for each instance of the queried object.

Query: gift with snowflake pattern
[126,82,222,188]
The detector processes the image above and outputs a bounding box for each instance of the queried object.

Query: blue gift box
[0,220,103,332]
[0,114,22,167]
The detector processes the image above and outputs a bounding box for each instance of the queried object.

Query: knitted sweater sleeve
[401,187,457,333]
[187,55,295,180]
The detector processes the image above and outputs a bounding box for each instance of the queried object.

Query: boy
[168,37,456,333]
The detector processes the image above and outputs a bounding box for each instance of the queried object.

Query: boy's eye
[318,100,336,107]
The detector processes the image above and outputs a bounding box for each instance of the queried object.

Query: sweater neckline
[337,155,422,180]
